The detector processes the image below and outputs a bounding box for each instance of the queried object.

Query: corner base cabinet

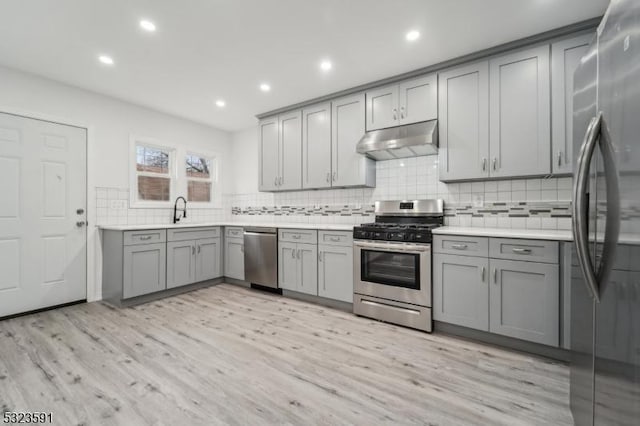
[433,234,560,347]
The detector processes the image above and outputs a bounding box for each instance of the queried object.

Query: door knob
[76,208,85,215]
[76,221,86,227]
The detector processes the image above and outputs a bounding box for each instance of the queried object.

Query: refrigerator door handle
[573,114,601,302]
[572,112,621,303]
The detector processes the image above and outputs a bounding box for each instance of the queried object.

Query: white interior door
[0,112,87,318]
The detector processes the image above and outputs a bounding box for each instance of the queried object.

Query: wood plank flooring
[0,284,573,425]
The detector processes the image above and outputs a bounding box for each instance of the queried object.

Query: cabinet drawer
[168,227,220,242]
[433,235,488,257]
[318,230,352,246]
[489,238,558,264]
[123,229,167,246]
[225,227,244,239]
[278,228,318,244]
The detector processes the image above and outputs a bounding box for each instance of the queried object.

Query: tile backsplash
[96,156,575,230]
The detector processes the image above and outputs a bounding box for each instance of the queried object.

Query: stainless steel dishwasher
[243,227,278,289]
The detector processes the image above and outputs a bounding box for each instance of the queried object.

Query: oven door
[354,240,431,307]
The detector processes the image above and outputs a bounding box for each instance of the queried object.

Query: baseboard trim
[0,299,87,322]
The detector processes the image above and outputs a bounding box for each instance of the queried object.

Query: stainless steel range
[353,199,444,332]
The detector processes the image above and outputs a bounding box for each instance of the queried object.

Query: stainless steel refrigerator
[570,0,640,424]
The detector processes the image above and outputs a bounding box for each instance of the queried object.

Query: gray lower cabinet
[318,244,353,303]
[433,234,561,347]
[278,241,318,296]
[167,237,221,289]
[489,259,559,346]
[224,237,244,281]
[433,253,489,331]
[123,243,167,298]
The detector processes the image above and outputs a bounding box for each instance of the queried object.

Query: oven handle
[353,241,430,253]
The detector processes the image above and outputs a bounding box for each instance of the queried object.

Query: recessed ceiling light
[139,19,156,32]
[406,30,420,42]
[215,99,226,108]
[320,60,332,72]
[98,55,114,65]
[260,83,271,92]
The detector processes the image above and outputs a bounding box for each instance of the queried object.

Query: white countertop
[98,222,355,232]
[432,226,574,242]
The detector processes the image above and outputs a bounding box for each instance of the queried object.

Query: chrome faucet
[173,196,187,224]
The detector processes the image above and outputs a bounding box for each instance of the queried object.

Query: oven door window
[361,249,420,290]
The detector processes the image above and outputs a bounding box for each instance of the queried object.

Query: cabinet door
[167,241,196,289]
[438,62,490,181]
[551,34,592,174]
[278,241,298,291]
[224,238,245,281]
[398,74,437,125]
[332,93,374,187]
[489,45,551,177]
[195,238,221,282]
[366,84,398,131]
[433,253,489,331]
[318,245,353,302]
[123,243,167,298]
[258,116,279,191]
[302,103,332,189]
[297,243,318,296]
[278,110,302,191]
[489,259,559,346]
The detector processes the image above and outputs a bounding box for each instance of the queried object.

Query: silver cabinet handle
[558,151,563,167]
[291,249,295,259]
[318,251,322,262]
[400,106,405,119]
[297,249,301,259]
[326,172,330,183]
[292,235,301,240]
[329,237,340,242]
[240,246,244,253]
[493,268,497,284]
[512,248,532,254]
[573,112,620,303]
[274,176,278,186]
[482,158,487,172]
[139,235,152,240]
[492,158,497,171]
[332,172,337,182]
[197,245,201,254]
[451,244,468,250]
[481,266,485,282]
[192,246,196,255]
[393,108,398,120]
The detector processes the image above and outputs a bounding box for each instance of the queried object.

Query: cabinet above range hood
[356,120,438,161]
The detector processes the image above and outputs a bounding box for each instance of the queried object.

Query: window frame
[129,136,176,208]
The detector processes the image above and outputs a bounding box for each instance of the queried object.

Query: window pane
[188,181,211,202]
[186,155,210,179]
[136,145,169,174]
[138,176,170,201]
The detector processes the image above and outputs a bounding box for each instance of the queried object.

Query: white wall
[0,65,233,301]
[231,127,259,194]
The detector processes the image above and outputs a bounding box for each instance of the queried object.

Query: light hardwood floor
[0,284,573,425]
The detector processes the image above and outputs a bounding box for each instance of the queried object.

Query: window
[186,153,214,203]
[130,138,175,207]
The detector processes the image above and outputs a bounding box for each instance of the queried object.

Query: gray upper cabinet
[331,93,375,188]
[302,103,332,189]
[318,244,353,303]
[433,253,489,331]
[258,117,279,191]
[123,243,166,298]
[398,74,438,125]
[551,33,592,175]
[438,61,490,181]
[489,45,551,177]
[366,74,437,131]
[489,258,559,346]
[279,110,302,191]
[258,111,302,192]
[366,84,398,131]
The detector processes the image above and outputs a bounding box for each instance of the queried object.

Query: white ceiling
[0,0,609,132]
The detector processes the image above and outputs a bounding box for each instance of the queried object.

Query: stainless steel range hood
[356,120,438,161]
